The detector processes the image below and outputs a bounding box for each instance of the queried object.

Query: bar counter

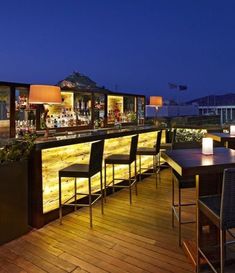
[34,125,159,150]
[30,125,159,228]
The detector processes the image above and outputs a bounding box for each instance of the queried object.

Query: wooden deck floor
[0,169,197,273]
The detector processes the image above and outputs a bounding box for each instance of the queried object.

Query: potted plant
[0,134,35,245]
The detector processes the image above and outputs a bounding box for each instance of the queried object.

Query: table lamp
[149,96,163,125]
[149,96,163,109]
[29,85,62,137]
[202,137,213,155]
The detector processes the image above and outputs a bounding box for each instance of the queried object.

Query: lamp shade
[29,85,62,104]
[202,137,213,155]
[149,96,163,107]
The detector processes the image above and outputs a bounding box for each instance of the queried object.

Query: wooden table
[161,147,235,270]
[206,132,235,149]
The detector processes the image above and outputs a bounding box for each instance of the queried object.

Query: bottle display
[44,91,92,129]
[0,87,10,138]
[15,88,36,137]
[137,97,145,124]
[93,93,105,128]
[1,82,145,138]
[107,95,136,124]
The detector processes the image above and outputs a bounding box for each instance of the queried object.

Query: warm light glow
[202,137,213,155]
[29,85,62,105]
[149,96,163,107]
[41,131,158,213]
[201,156,213,166]
[230,125,235,136]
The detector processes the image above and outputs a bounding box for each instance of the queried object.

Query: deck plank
[0,169,196,273]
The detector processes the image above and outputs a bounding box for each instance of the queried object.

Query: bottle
[70,114,74,127]
[100,118,104,128]
[46,115,51,128]
[61,115,65,127]
[54,118,57,128]
[64,115,68,127]
[25,120,29,134]
[57,116,61,128]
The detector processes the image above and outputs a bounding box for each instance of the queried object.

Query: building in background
[146,99,199,118]
[187,93,235,124]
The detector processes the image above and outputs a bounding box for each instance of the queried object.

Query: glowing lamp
[29,85,61,105]
[29,85,62,137]
[149,96,163,107]
[202,137,213,155]
[230,125,235,136]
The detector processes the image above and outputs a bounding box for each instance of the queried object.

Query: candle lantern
[230,125,235,136]
[202,137,213,155]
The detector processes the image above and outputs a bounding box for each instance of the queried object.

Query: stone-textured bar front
[30,125,160,227]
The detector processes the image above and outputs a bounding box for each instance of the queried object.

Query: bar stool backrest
[155,130,162,154]
[220,168,235,230]
[89,140,105,175]
[165,128,176,145]
[129,135,139,163]
[171,128,177,145]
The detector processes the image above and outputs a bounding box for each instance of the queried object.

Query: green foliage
[0,134,36,164]
[176,129,206,142]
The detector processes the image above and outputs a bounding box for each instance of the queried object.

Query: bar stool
[171,142,201,246]
[160,128,176,151]
[59,139,104,228]
[197,168,235,273]
[136,130,162,187]
[160,129,176,171]
[104,135,138,204]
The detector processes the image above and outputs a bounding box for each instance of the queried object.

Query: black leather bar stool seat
[172,170,196,189]
[59,139,104,228]
[137,147,156,155]
[198,195,221,225]
[105,155,131,165]
[59,164,90,177]
[160,143,173,150]
[137,130,162,187]
[104,135,138,204]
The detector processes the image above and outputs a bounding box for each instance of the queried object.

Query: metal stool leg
[172,177,175,228]
[129,164,132,204]
[74,178,77,211]
[135,160,137,195]
[112,164,115,193]
[104,163,107,202]
[220,230,225,273]
[100,171,104,214]
[88,177,92,228]
[59,176,62,225]
[153,155,157,187]
[139,155,142,181]
[178,186,182,246]
[196,203,200,273]
[158,153,161,184]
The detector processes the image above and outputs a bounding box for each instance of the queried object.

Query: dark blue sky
[1,0,235,101]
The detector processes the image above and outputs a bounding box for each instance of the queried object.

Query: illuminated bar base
[42,131,158,214]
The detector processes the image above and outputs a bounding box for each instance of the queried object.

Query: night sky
[1,0,235,102]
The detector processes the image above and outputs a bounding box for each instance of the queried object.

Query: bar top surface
[34,125,159,150]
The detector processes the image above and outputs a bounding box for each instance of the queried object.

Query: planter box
[0,160,29,245]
